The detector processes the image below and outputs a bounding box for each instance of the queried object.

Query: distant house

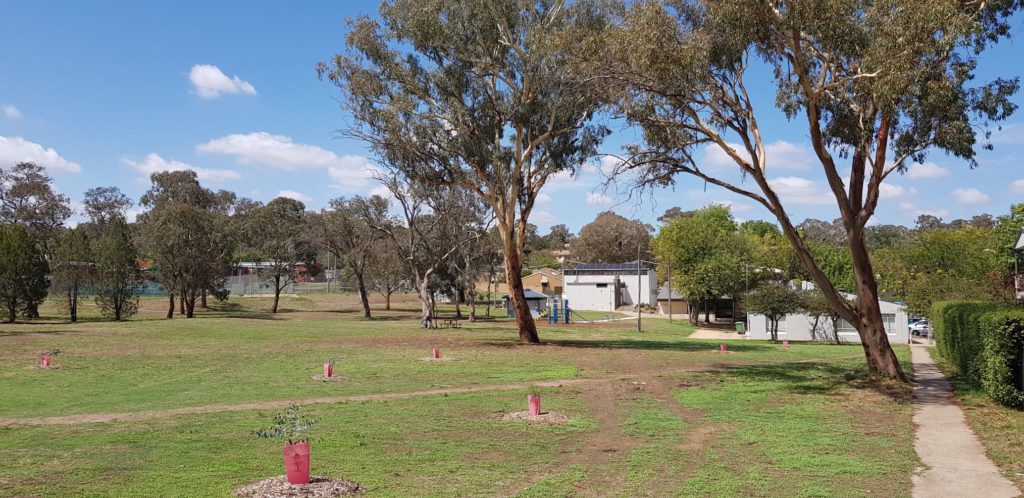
[478,268,562,296]
[503,288,549,317]
[745,294,909,343]
[551,248,573,265]
[654,284,736,321]
[563,262,657,311]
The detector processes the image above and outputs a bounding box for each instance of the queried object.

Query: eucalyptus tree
[82,186,133,225]
[51,227,93,322]
[591,0,1020,379]
[571,211,653,263]
[361,174,488,328]
[316,196,388,319]
[0,162,72,253]
[244,197,316,314]
[137,171,236,318]
[319,0,609,342]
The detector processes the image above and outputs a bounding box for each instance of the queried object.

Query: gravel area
[234,476,364,497]
[310,375,349,382]
[500,411,570,425]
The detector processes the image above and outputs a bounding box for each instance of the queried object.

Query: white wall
[744,299,909,344]
[562,271,657,311]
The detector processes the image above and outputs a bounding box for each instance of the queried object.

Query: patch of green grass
[514,465,588,497]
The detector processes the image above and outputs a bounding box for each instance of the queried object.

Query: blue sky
[1,2,1022,233]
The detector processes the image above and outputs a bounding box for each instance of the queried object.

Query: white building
[562,262,657,311]
[745,295,909,344]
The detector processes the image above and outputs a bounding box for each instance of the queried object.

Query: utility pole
[667,259,672,324]
[637,244,642,333]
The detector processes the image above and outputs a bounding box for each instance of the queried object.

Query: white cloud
[276,190,313,205]
[531,210,556,224]
[123,153,240,183]
[536,192,552,203]
[905,162,950,180]
[3,105,21,119]
[710,200,754,213]
[197,132,379,188]
[767,176,832,205]
[0,136,81,173]
[586,192,613,205]
[189,64,257,99]
[951,187,989,205]
[878,183,919,200]
[702,140,812,170]
[1010,180,1024,194]
[899,201,949,219]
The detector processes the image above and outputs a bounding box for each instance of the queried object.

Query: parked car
[909,319,930,337]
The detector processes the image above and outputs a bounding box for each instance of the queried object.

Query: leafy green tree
[319,0,608,343]
[654,205,747,324]
[742,283,803,343]
[82,186,133,225]
[315,196,388,319]
[801,289,846,344]
[0,162,71,253]
[571,211,653,263]
[51,227,93,322]
[244,197,315,314]
[591,0,1019,379]
[137,171,236,318]
[991,203,1024,299]
[739,220,781,238]
[0,224,49,322]
[92,217,143,321]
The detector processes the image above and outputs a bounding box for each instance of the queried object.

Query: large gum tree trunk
[850,236,905,380]
[355,270,371,319]
[418,278,433,329]
[503,250,539,343]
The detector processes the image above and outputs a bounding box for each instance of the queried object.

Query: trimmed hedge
[931,301,1024,409]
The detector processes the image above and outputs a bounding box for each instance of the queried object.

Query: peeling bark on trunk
[504,252,539,343]
[418,279,433,329]
[850,233,905,379]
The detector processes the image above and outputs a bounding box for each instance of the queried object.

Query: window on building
[595,283,608,288]
[838,314,897,336]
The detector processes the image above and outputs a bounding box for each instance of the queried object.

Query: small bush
[932,301,1024,409]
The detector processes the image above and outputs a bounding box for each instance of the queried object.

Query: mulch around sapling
[25,365,65,370]
[419,356,458,362]
[310,374,349,382]
[234,476,364,497]
[500,411,570,425]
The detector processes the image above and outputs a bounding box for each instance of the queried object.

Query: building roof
[656,285,686,301]
[503,288,549,300]
[567,261,654,272]
[1015,228,1024,253]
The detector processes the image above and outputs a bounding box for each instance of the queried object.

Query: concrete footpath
[911,345,1020,497]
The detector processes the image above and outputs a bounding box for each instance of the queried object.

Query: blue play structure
[547,297,570,324]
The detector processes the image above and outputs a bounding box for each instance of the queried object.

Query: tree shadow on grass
[543,337,780,354]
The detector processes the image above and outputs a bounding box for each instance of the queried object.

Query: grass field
[0,294,916,497]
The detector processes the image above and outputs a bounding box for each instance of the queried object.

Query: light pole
[637,243,642,333]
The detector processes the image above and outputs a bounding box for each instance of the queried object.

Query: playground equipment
[547,296,571,325]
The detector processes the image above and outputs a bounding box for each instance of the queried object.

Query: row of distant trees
[0,163,141,322]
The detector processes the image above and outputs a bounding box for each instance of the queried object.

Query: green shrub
[978,311,1024,409]
[932,301,1024,409]
[931,301,1001,381]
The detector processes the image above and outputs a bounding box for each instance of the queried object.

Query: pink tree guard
[432,348,441,359]
[40,355,51,368]
[783,339,789,349]
[323,363,333,378]
[720,343,727,352]
[528,394,541,416]
[282,441,311,484]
